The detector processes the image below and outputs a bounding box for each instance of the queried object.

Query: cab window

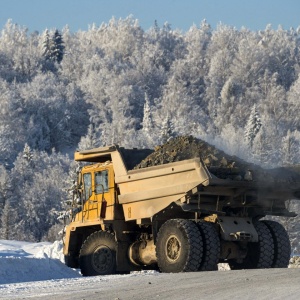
[83,173,92,200]
[95,170,109,194]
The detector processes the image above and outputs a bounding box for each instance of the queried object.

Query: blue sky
[1,0,300,33]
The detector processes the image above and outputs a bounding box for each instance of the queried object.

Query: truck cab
[74,162,115,223]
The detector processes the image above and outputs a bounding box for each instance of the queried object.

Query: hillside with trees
[0,18,299,252]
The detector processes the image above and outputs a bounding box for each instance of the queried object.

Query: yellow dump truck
[63,145,300,275]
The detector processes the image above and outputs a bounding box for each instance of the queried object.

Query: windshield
[83,173,92,200]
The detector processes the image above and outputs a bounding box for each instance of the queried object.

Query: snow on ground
[0,239,299,286]
[0,240,81,284]
[0,240,300,300]
[0,239,230,287]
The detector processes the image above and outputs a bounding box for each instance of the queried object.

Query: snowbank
[0,240,80,284]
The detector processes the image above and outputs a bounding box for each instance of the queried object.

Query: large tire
[262,220,291,268]
[79,231,117,276]
[197,221,220,271]
[228,221,274,270]
[156,219,203,273]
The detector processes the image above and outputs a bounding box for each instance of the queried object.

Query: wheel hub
[92,245,113,273]
[165,235,181,262]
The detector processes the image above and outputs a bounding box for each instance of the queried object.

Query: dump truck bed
[116,157,213,220]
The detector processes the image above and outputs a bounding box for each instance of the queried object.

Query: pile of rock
[289,256,300,268]
[135,136,241,171]
[134,136,300,184]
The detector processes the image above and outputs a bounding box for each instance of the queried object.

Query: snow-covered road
[1,268,300,300]
[0,240,300,300]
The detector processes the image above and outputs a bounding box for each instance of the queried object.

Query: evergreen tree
[0,174,18,240]
[142,93,153,136]
[23,143,33,163]
[51,29,64,63]
[42,29,52,61]
[139,93,156,147]
[245,104,262,148]
[161,114,175,143]
[42,29,64,64]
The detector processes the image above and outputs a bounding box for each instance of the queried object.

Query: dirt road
[1,268,300,300]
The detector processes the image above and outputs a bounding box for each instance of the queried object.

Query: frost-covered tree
[0,20,34,81]
[51,29,64,63]
[41,29,64,72]
[286,75,300,131]
[138,93,157,147]
[78,123,98,150]
[282,130,300,165]
[205,25,239,120]
[23,143,33,162]
[42,29,64,63]
[251,125,277,167]
[160,114,175,143]
[0,172,18,240]
[245,104,262,148]
[18,72,89,151]
[7,149,71,241]
[0,79,27,165]
[42,29,51,60]
[142,94,153,135]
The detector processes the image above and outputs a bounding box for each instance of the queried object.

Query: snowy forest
[0,17,299,251]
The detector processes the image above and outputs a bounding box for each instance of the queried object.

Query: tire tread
[263,220,291,268]
[197,221,220,271]
[156,219,203,272]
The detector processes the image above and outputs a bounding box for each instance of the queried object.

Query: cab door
[81,168,97,221]
[81,165,114,221]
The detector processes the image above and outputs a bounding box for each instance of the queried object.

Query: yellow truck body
[63,145,299,275]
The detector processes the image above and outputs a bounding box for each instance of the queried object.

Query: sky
[0,0,300,33]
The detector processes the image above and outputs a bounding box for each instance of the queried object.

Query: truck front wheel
[79,231,117,276]
[156,219,203,273]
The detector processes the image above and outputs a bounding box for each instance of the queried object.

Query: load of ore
[289,256,300,268]
[134,136,300,185]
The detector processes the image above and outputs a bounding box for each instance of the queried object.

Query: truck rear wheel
[262,220,291,268]
[79,231,117,276]
[197,221,220,271]
[156,219,203,273]
[228,220,274,270]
